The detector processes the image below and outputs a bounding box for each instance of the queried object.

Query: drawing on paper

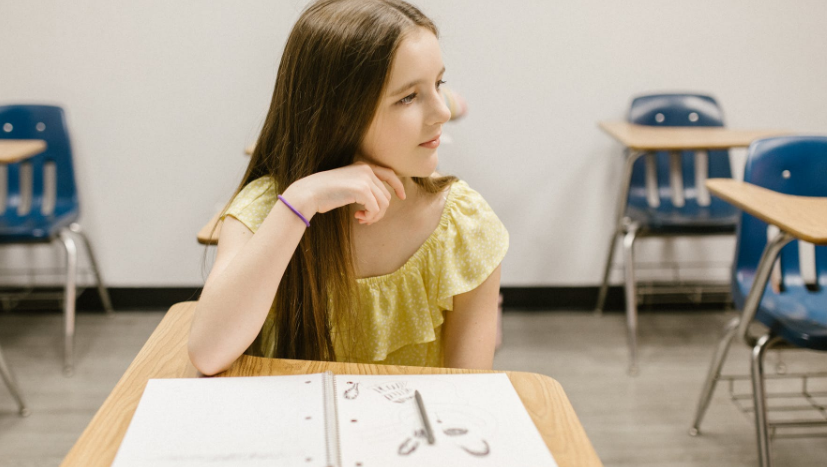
[394,405,494,458]
[370,381,415,403]
[340,378,501,461]
[343,382,360,400]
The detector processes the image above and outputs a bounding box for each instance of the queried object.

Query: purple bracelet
[278,195,310,227]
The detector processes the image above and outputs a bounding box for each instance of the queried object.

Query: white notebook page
[335,373,557,467]
[112,374,330,467]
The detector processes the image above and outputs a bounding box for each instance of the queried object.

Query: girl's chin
[414,154,440,178]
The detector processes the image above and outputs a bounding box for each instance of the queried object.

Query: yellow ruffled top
[222,176,509,367]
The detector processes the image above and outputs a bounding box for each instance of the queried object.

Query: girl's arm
[442,264,502,370]
[188,201,308,376]
[189,163,405,376]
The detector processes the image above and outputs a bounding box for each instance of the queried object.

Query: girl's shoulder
[222,176,278,233]
[442,179,506,235]
[427,178,508,306]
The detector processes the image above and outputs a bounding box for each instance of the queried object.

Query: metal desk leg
[0,344,30,416]
[596,150,645,315]
[689,317,739,435]
[752,334,782,467]
[59,229,78,377]
[623,222,640,375]
[737,231,794,342]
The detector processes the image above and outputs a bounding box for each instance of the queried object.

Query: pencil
[414,390,435,444]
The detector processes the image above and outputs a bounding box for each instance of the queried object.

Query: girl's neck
[348,176,421,222]
[385,176,420,218]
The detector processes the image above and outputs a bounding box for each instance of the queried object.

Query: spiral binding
[323,371,342,467]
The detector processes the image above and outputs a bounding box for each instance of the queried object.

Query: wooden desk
[196,210,222,245]
[196,146,252,245]
[0,139,47,163]
[598,121,793,224]
[706,179,827,245]
[62,302,602,467]
[706,177,827,340]
[595,121,794,371]
[704,179,827,465]
[599,121,791,151]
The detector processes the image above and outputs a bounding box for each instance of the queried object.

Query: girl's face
[359,27,451,179]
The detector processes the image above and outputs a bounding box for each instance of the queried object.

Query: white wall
[1,0,826,287]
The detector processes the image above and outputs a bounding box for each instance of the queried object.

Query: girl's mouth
[419,136,440,148]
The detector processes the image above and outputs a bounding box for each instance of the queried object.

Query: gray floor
[1,308,826,466]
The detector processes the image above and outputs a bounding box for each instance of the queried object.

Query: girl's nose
[429,89,452,125]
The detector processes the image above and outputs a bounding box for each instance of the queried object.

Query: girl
[189,0,508,376]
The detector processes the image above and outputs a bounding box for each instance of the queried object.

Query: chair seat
[734,270,827,351]
[0,210,78,243]
[625,203,739,233]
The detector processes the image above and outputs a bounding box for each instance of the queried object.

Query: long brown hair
[226,0,455,361]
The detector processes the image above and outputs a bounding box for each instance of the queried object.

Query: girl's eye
[436,79,446,89]
[399,92,417,105]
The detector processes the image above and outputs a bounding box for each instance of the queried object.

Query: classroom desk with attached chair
[61,301,603,467]
[690,137,827,467]
[595,119,791,374]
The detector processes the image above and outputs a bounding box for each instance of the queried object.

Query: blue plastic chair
[689,136,827,467]
[0,105,113,376]
[596,94,741,374]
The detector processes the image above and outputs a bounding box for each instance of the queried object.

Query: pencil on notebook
[414,390,435,445]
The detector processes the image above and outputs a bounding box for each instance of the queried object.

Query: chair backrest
[627,93,733,210]
[0,105,78,223]
[736,136,827,292]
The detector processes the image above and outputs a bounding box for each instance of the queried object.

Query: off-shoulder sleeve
[345,180,509,364]
[435,180,509,312]
[221,176,278,233]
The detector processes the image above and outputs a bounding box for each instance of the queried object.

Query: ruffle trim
[349,180,509,362]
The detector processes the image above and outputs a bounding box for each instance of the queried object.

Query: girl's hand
[282,162,406,225]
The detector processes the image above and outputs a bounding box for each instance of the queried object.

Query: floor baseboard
[0,286,731,313]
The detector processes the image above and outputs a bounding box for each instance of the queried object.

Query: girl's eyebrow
[389,66,446,96]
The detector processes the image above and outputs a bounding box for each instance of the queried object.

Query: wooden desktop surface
[62,302,602,467]
[0,139,47,163]
[706,179,827,245]
[196,210,222,245]
[599,121,791,151]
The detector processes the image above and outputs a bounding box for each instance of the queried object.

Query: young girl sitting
[189,0,508,376]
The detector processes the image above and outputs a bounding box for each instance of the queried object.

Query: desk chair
[0,105,113,376]
[689,136,827,467]
[595,93,740,374]
[0,343,29,416]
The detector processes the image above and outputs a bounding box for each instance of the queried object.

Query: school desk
[703,178,827,465]
[0,139,47,163]
[598,121,792,222]
[61,301,603,467]
[707,179,827,245]
[196,209,222,245]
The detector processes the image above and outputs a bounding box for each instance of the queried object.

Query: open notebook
[112,372,557,467]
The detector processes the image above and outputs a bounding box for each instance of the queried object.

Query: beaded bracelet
[278,195,310,227]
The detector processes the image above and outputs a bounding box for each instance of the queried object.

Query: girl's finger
[370,173,392,203]
[356,185,381,220]
[365,181,389,223]
[371,165,406,200]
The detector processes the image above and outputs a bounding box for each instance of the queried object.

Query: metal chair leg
[752,333,781,467]
[689,317,740,436]
[69,223,114,314]
[595,229,621,315]
[59,229,77,377]
[622,223,640,375]
[0,344,30,416]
